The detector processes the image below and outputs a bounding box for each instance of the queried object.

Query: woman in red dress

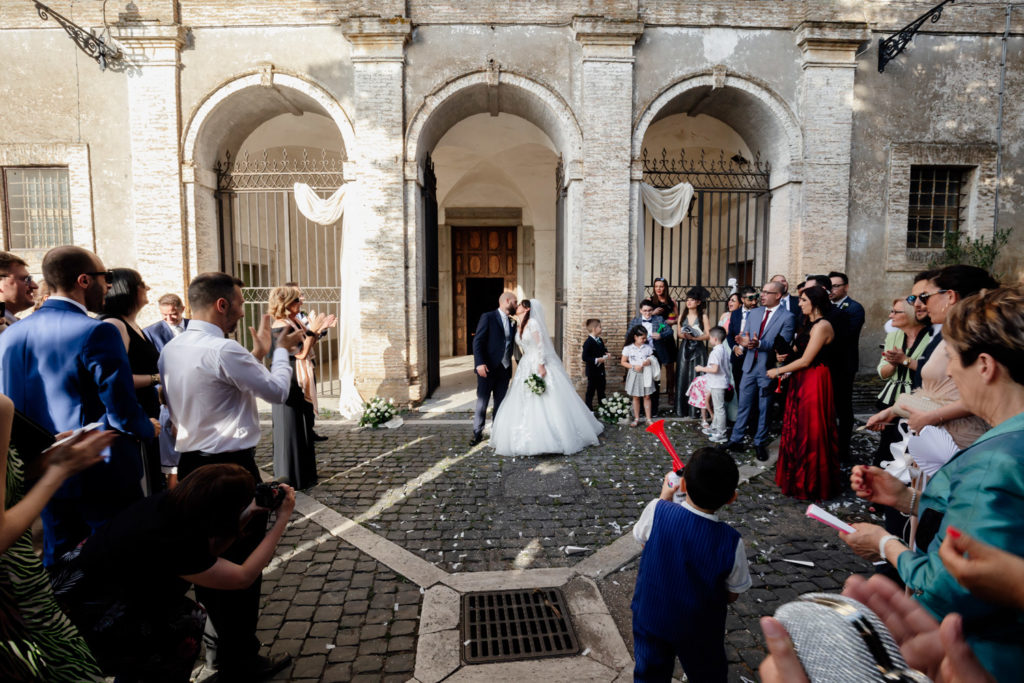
[767,285,839,500]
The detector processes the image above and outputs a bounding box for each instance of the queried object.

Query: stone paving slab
[258,517,422,683]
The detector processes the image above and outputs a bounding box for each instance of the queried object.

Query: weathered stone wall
[849,30,1024,354]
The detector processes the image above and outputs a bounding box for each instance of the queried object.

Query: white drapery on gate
[294,182,364,418]
[636,181,695,304]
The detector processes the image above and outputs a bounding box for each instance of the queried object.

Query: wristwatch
[902,358,910,367]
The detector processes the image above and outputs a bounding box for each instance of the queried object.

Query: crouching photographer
[52,464,295,683]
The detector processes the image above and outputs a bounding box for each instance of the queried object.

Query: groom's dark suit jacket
[473,309,515,371]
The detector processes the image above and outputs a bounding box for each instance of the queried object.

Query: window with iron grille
[907,165,966,249]
[2,167,73,249]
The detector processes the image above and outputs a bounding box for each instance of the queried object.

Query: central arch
[404,70,583,400]
[631,71,804,303]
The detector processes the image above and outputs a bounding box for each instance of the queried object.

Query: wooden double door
[453,226,517,355]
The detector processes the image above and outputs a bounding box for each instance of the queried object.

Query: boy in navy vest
[631,447,751,682]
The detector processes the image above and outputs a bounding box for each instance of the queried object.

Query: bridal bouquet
[597,393,631,424]
[359,396,396,428]
[525,373,546,395]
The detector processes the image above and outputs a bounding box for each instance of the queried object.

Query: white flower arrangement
[525,373,546,395]
[359,396,397,428]
[597,392,631,424]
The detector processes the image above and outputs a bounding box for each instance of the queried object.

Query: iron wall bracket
[878,0,955,73]
[34,1,123,71]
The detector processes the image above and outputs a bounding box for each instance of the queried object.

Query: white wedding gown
[490,304,603,456]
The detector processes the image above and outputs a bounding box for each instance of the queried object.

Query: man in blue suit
[0,246,156,565]
[143,292,189,352]
[726,281,794,461]
[471,291,518,445]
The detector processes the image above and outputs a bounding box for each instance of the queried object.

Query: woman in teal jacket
[843,284,1024,681]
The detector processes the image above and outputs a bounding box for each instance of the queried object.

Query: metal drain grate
[461,588,580,664]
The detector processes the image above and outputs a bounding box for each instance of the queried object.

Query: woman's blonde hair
[268,285,302,320]
[945,284,1024,385]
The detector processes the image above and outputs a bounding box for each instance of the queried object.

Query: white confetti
[782,559,815,567]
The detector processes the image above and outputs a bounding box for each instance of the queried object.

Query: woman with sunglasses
[872,298,930,465]
[865,265,997,452]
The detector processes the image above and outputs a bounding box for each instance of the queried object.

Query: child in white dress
[622,325,659,426]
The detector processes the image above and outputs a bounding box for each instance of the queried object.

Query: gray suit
[729,306,795,446]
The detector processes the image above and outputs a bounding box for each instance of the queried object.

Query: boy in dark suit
[582,318,610,410]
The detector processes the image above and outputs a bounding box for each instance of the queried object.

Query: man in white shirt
[159,272,303,682]
[0,250,39,332]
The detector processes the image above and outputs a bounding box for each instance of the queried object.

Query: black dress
[99,315,160,418]
[271,324,317,489]
[99,315,161,493]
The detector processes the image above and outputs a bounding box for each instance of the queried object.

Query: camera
[254,482,287,510]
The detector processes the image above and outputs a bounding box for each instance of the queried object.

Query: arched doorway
[405,71,583,400]
[639,113,771,325]
[633,72,803,322]
[181,70,354,397]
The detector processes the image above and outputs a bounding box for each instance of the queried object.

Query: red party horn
[646,419,684,472]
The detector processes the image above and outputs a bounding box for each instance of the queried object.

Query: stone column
[112,19,189,312]
[794,20,870,276]
[571,18,643,384]
[342,18,411,400]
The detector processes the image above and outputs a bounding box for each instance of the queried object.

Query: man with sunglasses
[0,246,157,566]
[0,250,39,332]
[828,272,865,459]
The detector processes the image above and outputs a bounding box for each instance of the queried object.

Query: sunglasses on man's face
[743,295,758,300]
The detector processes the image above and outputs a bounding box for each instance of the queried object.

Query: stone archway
[404,69,583,400]
[632,70,804,289]
[180,67,355,281]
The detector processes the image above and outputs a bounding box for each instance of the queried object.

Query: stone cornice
[795,19,870,68]
[573,16,644,61]
[110,21,187,49]
[342,16,411,62]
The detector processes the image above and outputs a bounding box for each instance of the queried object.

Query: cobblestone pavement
[240,385,884,681]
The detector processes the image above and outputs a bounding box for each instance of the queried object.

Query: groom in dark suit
[471,291,518,445]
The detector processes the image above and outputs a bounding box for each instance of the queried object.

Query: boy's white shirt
[633,498,752,593]
[703,343,731,389]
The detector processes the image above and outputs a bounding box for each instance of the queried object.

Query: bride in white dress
[490,299,604,456]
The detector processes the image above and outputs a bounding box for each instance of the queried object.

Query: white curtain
[636,181,695,306]
[294,182,348,226]
[639,181,694,228]
[293,182,364,418]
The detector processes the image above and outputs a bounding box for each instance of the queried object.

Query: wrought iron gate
[423,155,441,397]
[216,149,345,398]
[554,159,566,360]
[641,149,770,325]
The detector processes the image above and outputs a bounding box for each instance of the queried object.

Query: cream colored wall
[432,114,559,355]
